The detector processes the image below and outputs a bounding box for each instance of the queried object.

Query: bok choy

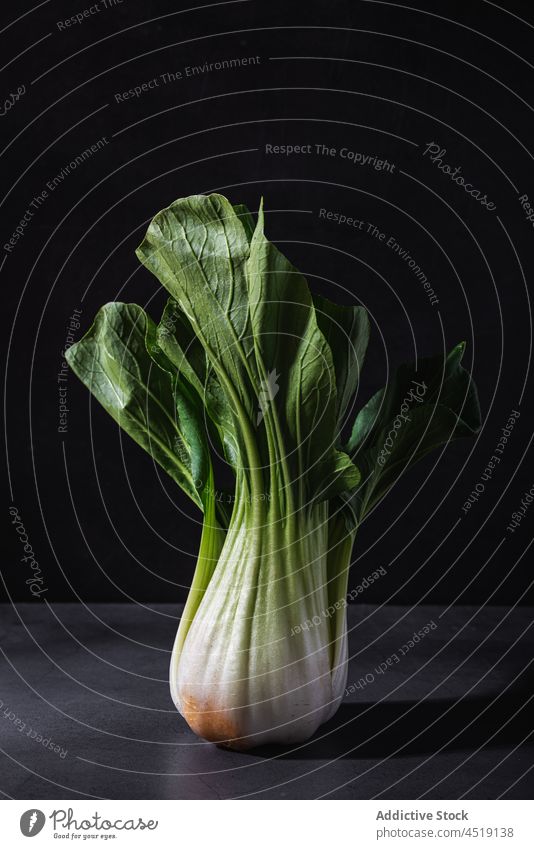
[66,193,480,749]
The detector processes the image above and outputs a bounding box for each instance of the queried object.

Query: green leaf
[231,202,364,499]
[156,297,240,470]
[136,194,256,418]
[319,449,361,501]
[232,202,256,241]
[138,194,360,507]
[346,342,481,517]
[313,295,370,437]
[137,194,266,497]
[231,201,370,437]
[66,302,210,512]
[156,297,207,398]
[246,201,360,503]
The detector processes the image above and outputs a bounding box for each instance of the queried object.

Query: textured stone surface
[0,604,532,799]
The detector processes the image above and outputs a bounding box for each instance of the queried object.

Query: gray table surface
[1,603,532,799]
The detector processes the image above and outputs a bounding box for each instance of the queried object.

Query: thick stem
[324,511,356,713]
[169,476,226,698]
[171,498,347,749]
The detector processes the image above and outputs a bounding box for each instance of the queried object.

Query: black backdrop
[3,0,533,604]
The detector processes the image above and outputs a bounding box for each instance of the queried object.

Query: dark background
[3,0,533,605]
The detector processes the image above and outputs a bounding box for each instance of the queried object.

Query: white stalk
[170,501,349,749]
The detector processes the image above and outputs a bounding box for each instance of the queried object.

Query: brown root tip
[182,693,251,750]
